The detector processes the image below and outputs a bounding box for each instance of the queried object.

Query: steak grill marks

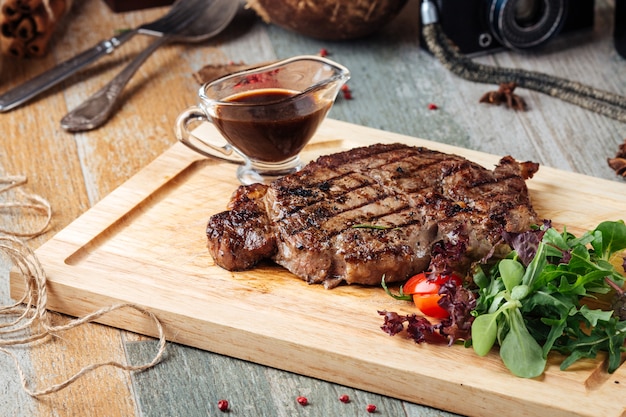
[207,143,539,288]
[272,147,485,240]
[273,148,446,237]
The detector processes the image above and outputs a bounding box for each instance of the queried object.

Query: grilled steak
[207,143,540,288]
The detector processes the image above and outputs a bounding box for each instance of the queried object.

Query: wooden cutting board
[11,119,626,417]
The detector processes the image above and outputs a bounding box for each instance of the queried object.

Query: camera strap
[420,1,626,123]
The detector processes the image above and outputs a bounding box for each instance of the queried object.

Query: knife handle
[0,30,137,112]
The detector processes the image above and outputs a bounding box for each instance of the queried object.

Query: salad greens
[379,220,626,378]
[471,220,626,378]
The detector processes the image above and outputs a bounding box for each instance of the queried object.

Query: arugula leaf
[579,305,613,326]
[540,314,568,357]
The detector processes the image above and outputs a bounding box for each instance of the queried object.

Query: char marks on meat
[206,143,539,288]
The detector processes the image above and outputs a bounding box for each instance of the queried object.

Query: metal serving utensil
[0,0,205,112]
[60,0,239,132]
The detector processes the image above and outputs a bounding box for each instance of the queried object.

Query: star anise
[479,82,527,111]
[607,138,626,178]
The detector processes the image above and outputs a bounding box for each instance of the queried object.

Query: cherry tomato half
[412,293,448,318]
[401,272,462,319]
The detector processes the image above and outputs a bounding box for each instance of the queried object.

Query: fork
[61,0,239,132]
[0,0,204,112]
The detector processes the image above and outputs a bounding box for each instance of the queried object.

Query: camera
[430,0,595,55]
[616,0,626,58]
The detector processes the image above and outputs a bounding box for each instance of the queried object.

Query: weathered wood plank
[0,0,624,415]
[127,341,458,417]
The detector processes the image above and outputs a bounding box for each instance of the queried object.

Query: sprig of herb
[471,220,626,378]
[352,224,393,230]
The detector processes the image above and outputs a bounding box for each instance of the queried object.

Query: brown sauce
[212,88,331,163]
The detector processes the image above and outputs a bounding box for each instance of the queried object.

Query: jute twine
[0,175,166,396]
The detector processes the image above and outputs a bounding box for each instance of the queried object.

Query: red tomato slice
[402,272,462,295]
[401,272,463,319]
[413,294,448,319]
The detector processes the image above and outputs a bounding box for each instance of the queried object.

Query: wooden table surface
[1,0,624,416]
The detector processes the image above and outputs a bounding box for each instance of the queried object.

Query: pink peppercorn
[297,396,308,406]
[366,403,377,413]
[339,394,350,403]
[217,399,229,412]
[428,103,438,110]
[341,84,353,100]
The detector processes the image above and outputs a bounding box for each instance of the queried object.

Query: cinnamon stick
[15,0,43,14]
[26,23,53,56]
[1,20,17,38]
[15,16,35,41]
[26,0,66,56]
[0,0,68,58]
[1,1,22,22]
[47,0,67,22]
[1,0,18,39]
[1,35,25,57]
[31,7,48,32]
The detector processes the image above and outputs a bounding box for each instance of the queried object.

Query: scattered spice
[339,394,350,403]
[479,82,527,111]
[366,403,377,413]
[341,84,353,100]
[427,103,438,110]
[607,138,626,178]
[193,61,276,85]
[296,396,309,406]
[235,69,281,88]
[318,48,329,57]
[217,399,229,412]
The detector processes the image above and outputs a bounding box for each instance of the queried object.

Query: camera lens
[488,0,568,49]
[514,0,546,28]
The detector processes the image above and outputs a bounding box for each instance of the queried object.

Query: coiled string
[0,176,166,396]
